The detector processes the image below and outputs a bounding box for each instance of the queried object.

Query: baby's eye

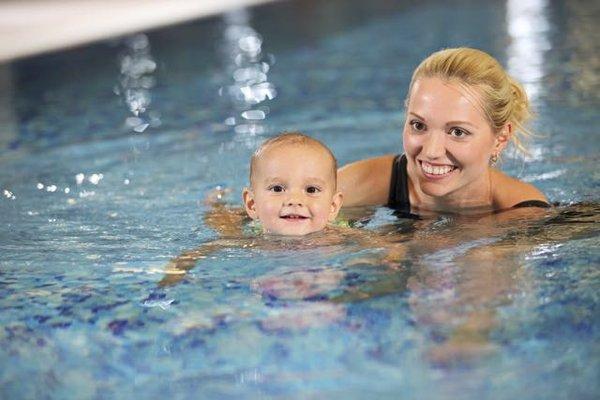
[306,186,321,194]
[268,185,285,193]
[410,120,426,132]
[449,127,470,138]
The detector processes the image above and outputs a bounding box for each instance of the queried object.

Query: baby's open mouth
[280,214,309,220]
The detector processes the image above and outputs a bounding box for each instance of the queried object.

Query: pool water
[1,0,599,398]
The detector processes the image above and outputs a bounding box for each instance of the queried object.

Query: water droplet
[79,190,95,198]
[88,174,103,185]
[241,110,266,120]
[238,35,262,54]
[126,117,143,127]
[133,123,149,133]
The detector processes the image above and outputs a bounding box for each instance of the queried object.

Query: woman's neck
[408,167,494,213]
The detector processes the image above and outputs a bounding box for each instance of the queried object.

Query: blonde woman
[339,47,549,213]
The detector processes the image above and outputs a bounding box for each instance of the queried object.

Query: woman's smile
[419,160,458,178]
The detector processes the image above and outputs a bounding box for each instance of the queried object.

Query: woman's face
[403,77,507,202]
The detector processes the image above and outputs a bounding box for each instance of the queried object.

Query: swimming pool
[1,0,598,398]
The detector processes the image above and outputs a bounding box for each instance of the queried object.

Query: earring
[489,153,499,166]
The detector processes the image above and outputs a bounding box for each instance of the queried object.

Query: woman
[339,47,549,213]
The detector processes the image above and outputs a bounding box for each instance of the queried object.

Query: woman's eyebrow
[408,111,425,120]
[446,120,478,128]
[408,111,478,129]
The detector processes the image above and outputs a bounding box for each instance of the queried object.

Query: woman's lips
[419,160,457,178]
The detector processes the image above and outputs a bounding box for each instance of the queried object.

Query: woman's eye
[269,185,284,193]
[306,186,321,194]
[410,120,426,131]
[449,127,469,137]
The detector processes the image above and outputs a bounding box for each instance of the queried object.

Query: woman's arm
[337,154,396,207]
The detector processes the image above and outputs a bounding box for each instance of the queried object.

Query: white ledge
[0,0,276,63]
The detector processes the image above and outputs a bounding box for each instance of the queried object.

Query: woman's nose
[422,131,446,159]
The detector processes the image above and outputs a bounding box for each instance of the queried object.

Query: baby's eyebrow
[304,177,327,185]
[262,178,283,184]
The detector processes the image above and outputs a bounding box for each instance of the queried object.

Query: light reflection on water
[506,0,550,101]
[117,33,159,133]
[219,8,276,142]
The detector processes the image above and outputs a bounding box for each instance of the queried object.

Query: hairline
[249,133,338,189]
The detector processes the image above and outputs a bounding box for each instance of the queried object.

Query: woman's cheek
[403,133,422,155]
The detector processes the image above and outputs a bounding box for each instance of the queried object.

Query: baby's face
[243,144,342,236]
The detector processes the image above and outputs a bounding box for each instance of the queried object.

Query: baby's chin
[263,224,327,237]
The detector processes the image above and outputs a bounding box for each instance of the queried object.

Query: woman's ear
[328,191,344,222]
[242,188,258,220]
[494,123,512,154]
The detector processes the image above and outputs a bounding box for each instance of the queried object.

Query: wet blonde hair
[408,47,533,152]
[249,132,338,187]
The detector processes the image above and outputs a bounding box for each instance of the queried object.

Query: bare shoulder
[491,169,548,209]
[338,154,397,207]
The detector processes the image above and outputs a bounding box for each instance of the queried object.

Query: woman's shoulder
[338,154,397,207]
[491,169,549,209]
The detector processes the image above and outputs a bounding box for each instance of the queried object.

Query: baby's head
[243,132,343,236]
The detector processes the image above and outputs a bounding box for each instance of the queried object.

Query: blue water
[1,0,599,398]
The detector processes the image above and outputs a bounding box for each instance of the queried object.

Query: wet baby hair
[249,132,338,187]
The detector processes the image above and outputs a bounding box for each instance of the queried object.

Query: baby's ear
[328,191,344,222]
[242,188,258,220]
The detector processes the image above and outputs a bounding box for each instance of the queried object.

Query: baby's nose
[285,192,303,206]
[286,198,303,206]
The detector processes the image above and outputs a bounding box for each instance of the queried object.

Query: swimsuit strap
[387,154,410,212]
[512,199,551,208]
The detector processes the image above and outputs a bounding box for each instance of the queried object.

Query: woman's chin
[418,180,456,199]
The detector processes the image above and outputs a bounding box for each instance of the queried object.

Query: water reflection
[505,0,550,168]
[0,64,16,152]
[115,33,160,133]
[506,0,550,102]
[0,64,17,201]
[219,9,277,142]
[564,0,600,101]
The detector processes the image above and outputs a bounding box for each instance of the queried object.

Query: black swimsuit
[387,154,550,211]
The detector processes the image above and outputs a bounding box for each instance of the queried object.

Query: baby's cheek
[316,212,331,226]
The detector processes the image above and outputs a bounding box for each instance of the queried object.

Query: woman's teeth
[421,162,455,175]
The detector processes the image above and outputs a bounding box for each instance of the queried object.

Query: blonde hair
[408,47,533,152]
[249,132,338,186]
